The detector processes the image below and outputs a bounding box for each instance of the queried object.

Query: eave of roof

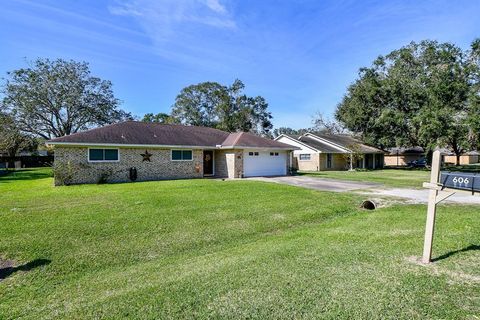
[46,121,297,150]
[275,132,384,154]
[274,134,318,152]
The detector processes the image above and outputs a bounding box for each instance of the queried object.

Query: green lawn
[0,169,479,319]
[299,169,431,188]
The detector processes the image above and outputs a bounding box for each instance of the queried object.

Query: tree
[171,79,273,135]
[272,127,313,138]
[312,112,346,134]
[341,143,364,170]
[2,58,132,139]
[142,112,179,124]
[0,111,36,157]
[335,40,478,165]
[467,39,480,154]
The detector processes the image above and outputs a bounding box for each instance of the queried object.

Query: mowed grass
[299,169,430,188]
[0,169,479,319]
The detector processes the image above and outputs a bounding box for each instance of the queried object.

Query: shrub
[53,161,76,186]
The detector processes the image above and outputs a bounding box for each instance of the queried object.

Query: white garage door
[243,150,287,177]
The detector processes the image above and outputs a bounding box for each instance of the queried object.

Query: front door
[203,150,214,176]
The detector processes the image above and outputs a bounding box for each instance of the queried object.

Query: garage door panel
[243,150,287,177]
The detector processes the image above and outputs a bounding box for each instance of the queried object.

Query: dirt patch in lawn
[0,257,51,281]
[0,257,16,281]
[0,257,15,269]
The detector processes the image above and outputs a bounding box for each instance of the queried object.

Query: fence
[0,156,54,168]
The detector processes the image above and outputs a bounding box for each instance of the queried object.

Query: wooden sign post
[421,150,479,263]
[422,150,443,263]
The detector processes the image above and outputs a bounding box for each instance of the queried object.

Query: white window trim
[299,154,312,161]
[171,149,193,161]
[87,147,120,163]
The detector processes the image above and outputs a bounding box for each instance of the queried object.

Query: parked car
[408,158,428,168]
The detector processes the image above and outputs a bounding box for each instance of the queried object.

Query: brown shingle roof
[222,132,294,149]
[307,133,384,153]
[279,132,384,153]
[297,136,345,153]
[47,121,295,150]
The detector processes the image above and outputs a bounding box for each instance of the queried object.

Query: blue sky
[1,0,479,129]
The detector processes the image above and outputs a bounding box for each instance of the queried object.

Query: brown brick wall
[384,154,422,166]
[54,146,203,185]
[443,155,479,165]
[214,149,244,178]
[319,153,349,170]
[295,153,320,171]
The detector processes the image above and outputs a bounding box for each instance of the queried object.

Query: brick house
[275,133,385,171]
[384,147,424,166]
[46,121,296,185]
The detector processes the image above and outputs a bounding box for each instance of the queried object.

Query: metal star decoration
[141,150,152,162]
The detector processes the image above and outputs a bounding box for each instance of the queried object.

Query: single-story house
[274,133,385,171]
[46,121,297,185]
[385,147,480,166]
[384,147,424,166]
[443,151,480,165]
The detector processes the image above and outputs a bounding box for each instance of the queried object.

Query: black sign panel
[440,171,480,192]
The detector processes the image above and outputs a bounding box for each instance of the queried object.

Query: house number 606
[452,177,469,184]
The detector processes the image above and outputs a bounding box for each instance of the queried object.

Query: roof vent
[121,134,125,139]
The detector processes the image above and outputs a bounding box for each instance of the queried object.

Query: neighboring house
[275,133,385,171]
[384,147,424,166]
[385,147,480,166]
[46,121,297,185]
[443,151,480,165]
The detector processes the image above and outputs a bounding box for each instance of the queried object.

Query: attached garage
[243,150,288,177]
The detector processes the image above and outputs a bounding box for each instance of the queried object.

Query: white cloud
[108,0,235,37]
[203,0,227,14]
[107,0,237,67]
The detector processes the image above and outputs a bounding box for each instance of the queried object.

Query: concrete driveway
[249,176,380,192]
[250,175,480,204]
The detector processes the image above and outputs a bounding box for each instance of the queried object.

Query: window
[171,150,193,161]
[88,148,119,162]
[327,153,333,168]
[270,152,279,156]
[299,154,311,161]
[248,152,259,156]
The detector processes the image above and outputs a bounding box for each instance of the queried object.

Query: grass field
[299,169,431,188]
[0,169,479,319]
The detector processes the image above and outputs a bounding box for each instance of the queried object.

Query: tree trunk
[425,148,433,165]
[7,145,20,158]
[456,154,461,166]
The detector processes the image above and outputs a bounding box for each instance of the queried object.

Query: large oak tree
[335,39,480,165]
[171,79,273,135]
[2,58,132,139]
[0,111,36,157]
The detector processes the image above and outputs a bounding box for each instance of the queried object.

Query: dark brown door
[203,150,214,175]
